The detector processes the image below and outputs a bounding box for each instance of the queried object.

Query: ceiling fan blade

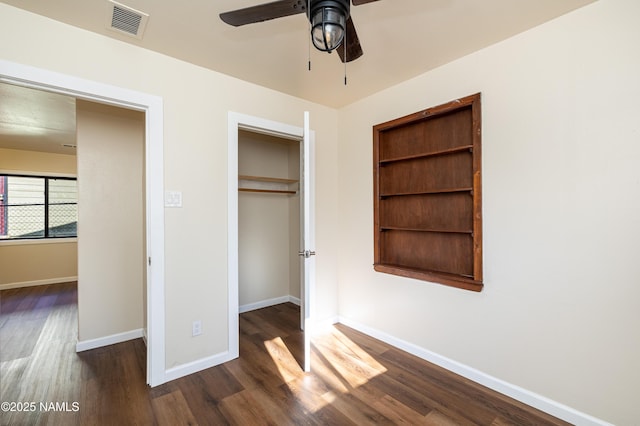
[220,0,307,27]
[337,16,363,63]
[352,0,379,5]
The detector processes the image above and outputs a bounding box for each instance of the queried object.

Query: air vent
[106,0,149,39]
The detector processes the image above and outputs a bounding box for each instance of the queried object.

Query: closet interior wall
[238,130,301,311]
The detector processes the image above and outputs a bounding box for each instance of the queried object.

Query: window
[0,174,78,240]
[373,93,482,291]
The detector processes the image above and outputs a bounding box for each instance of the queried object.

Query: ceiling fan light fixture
[309,0,349,53]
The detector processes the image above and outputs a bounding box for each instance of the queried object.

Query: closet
[237,129,301,312]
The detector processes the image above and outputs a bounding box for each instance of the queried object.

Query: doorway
[238,129,303,365]
[227,111,315,371]
[0,60,166,386]
[0,88,145,381]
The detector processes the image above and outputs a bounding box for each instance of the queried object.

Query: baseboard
[0,276,78,291]
[315,315,340,331]
[164,350,236,383]
[76,328,144,352]
[288,295,301,306]
[239,294,300,313]
[337,317,612,426]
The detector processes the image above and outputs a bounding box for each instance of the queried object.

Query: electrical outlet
[192,320,202,336]
[165,190,183,207]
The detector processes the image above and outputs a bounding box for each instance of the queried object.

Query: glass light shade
[311,7,346,52]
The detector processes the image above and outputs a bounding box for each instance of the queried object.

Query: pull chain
[344,31,347,85]
[307,0,311,71]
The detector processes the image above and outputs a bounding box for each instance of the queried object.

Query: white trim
[315,315,340,331]
[0,59,166,387]
[164,351,236,383]
[239,295,301,314]
[289,295,301,306]
[76,328,144,352]
[338,317,613,426]
[0,169,77,178]
[227,113,240,361]
[0,277,77,291]
[0,238,77,246]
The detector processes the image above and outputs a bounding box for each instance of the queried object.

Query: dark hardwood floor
[0,283,570,425]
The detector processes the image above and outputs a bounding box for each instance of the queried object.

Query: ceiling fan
[220,0,380,63]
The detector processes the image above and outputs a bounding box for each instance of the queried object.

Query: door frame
[0,59,167,387]
[227,111,315,361]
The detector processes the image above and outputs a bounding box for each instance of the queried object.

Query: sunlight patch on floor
[263,325,388,414]
[263,336,303,383]
[313,327,387,388]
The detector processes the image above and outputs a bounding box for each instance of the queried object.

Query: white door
[299,111,315,372]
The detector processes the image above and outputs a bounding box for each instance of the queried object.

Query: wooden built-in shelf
[380,226,473,235]
[238,175,299,195]
[373,263,479,291]
[380,187,473,199]
[379,145,473,165]
[373,93,483,292]
[378,263,476,280]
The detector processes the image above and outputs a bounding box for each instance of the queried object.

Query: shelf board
[380,263,475,280]
[374,263,480,292]
[238,188,296,195]
[239,175,298,184]
[238,174,298,195]
[380,187,472,198]
[380,226,472,234]
[379,145,473,165]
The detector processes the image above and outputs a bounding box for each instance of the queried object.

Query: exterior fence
[0,203,77,238]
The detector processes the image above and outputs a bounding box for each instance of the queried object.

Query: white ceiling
[2,0,596,108]
[0,0,596,154]
[0,83,77,155]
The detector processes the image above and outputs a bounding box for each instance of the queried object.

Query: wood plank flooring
[0,283,571,425]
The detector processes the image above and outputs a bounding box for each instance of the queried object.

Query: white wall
[0,2,339,370]
[0,148,77,288]
[0,148,77,174]
[0,241,77,288]
[337,0,639,424]
[5,1,633,423]
[76,100,144,341]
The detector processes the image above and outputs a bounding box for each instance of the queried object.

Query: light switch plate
[164,190,182,207]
